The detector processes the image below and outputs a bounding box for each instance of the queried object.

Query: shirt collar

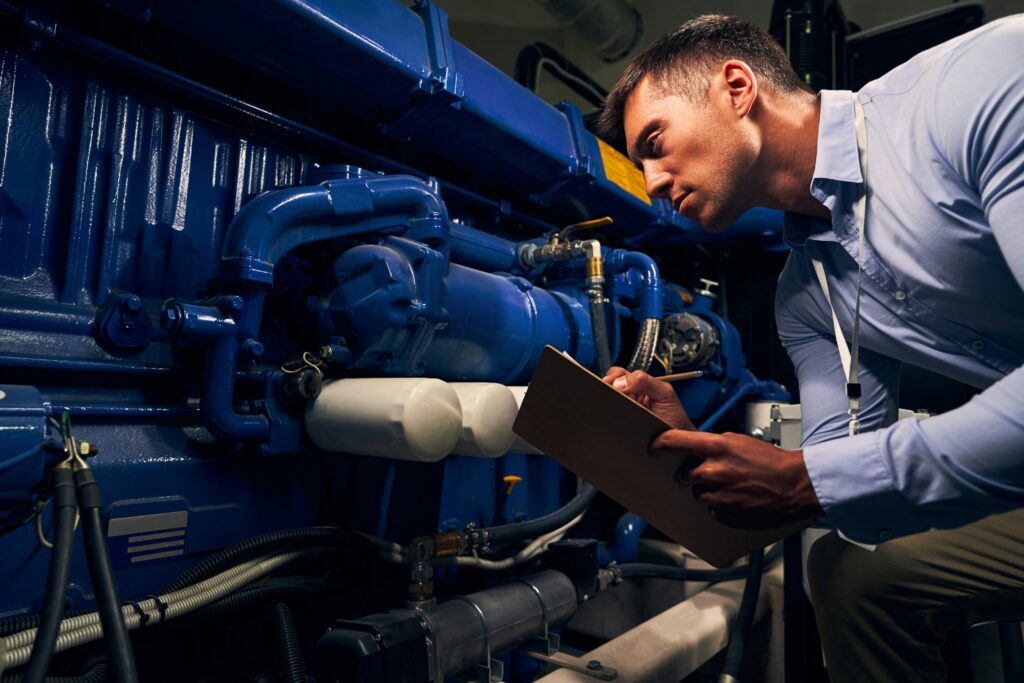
[811,90,863,187]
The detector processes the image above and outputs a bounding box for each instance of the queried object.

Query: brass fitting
[433,530,463,557]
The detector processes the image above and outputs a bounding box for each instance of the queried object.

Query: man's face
[624,75,758,233]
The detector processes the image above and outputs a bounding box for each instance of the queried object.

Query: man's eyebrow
[627,120,662,165]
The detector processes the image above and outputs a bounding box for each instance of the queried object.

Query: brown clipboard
[512,345,799,567]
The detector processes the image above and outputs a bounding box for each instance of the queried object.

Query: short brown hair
[597,14,810,142]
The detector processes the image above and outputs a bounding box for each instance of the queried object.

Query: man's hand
[650,430,823,530]
[602,367,696,430]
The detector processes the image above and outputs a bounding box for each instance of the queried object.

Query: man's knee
[807,532,908,612]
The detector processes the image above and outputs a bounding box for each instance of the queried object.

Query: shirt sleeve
[776,253,917,542]
[793,19,1024,544]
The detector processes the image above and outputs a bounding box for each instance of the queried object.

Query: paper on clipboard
[512,345,802,567]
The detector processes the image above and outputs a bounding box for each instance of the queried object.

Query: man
[596,14,1024,683]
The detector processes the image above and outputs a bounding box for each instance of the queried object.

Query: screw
[225,296,244,313]
[241,339,264,358]
[121,295,143,314]
[587,660,602,671]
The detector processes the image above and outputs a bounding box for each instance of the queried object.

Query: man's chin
[695,206,744,234]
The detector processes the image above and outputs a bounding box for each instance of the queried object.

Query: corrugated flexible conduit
[1,549,313,670]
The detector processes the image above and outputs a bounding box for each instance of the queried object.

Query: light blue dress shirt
[775,16,1024,544]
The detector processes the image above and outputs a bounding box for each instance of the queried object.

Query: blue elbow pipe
[613,512,648,564]
[608,249,663,320]
[221,175,449,285]
[189,174,450,443]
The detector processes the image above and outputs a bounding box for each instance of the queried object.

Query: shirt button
[893,290,907,301]
[972,340,985,350]
[878,528,893,540]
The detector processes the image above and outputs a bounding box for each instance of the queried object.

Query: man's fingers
[649,430,721,457]
[672,455,705,485]
[602,366,628,385]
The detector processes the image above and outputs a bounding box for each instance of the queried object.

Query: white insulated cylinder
[507,386,544,455]
[305,378,463,462]
[448,383,519,457]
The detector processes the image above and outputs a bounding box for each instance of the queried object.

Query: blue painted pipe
[47,405,200,420]
[448,223,522,273]
[698,381,757,433]
[190,174,450,443]
[221,175,449,286]
[607,249,664,320]
[613,512,648,564]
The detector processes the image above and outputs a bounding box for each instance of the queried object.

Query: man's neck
[752,93,830,221]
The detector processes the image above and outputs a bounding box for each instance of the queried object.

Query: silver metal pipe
[423,570,577,678]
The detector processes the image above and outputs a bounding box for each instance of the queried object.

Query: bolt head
[121,295,143,313]
[587,660,602,670]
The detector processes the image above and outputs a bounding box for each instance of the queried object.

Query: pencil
[657,370,704,383]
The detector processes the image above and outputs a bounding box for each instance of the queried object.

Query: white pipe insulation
[305,380,542,461]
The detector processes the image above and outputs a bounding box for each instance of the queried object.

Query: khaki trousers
[806,509,1024,682]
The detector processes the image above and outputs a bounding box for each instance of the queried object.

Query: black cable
[188,578,318,623]
[74,468,138,683]
[720,549,765,682]
[1,657,109,683]
[21,467,77,683]
[158,527,352,594]
[481,484,598,548]
[616,542,782,584]
[269,602,307,683]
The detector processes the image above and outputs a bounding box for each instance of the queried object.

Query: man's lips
[673,192,691,214]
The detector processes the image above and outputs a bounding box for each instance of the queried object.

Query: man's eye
[647,135,660,156]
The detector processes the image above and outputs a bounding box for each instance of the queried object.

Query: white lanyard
[811,93,868,437]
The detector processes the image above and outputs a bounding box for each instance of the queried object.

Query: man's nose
[643,163,672,200]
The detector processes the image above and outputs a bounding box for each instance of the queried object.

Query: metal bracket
[521,650,618,681]
[413,0,464,98]
[558,100,594,178]
[452,596,504,683]
[383,0,465,141]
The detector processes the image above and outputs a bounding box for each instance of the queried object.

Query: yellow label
[596,138,651,206]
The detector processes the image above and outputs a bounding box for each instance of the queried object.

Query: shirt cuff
[803,429,929,544]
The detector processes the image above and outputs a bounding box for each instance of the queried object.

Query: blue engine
[0,1,788,680]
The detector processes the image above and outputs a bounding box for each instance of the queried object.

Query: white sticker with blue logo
[108,511,188,570]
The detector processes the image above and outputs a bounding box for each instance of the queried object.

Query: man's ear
[720,60,758,119]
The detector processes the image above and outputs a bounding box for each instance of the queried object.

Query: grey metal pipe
[424,570,577,678]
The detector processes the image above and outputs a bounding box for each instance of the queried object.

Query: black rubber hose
[158,527,350,594]
[22,467,78,683]
[481,483,598,547]
[616,542,782,584]
[589,298,613,376]
[1,657,109,683]
[74,468,138,683]
[269,602,307,683]
[721,549,765,682]
[188,578,317,623]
